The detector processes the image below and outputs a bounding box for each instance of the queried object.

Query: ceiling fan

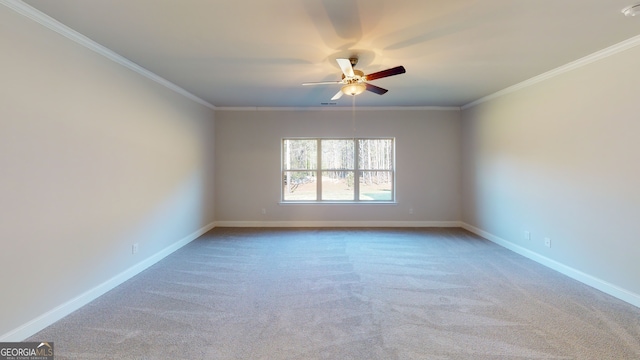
[303,58,406,100]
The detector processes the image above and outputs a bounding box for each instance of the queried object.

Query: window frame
[281,137,396,204]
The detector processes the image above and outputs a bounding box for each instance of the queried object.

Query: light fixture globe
[341,83,366,96]
[622,4,640,16]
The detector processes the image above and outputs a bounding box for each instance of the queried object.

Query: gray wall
[214,109,461,226]
[0,7,216,338]
[461,44,640,302]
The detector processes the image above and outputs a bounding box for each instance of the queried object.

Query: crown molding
[12,0,638,113]
[1,0,216,110]
[462,34,640,110]
[215,106,460,112]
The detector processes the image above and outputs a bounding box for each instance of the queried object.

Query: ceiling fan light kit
[622,4,640,16]
[342,83,366,96]
[303,57,406,101]
[341,68,366,97]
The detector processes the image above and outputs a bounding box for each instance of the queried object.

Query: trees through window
[282,138,394,202]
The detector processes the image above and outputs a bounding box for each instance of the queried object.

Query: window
[282,138,395,202]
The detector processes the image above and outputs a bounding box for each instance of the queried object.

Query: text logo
[0,342,54,360]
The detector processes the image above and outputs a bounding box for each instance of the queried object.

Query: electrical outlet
[261,208,266,215]
[544,238,551,248]
[524,231,531,241]
[132,243,139,254]
[409,208,413,214]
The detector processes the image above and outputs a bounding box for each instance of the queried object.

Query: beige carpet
[29,228,640,359]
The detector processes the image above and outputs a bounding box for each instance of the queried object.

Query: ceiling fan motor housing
[342,69,365,82]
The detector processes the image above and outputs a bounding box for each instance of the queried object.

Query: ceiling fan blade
[336,58,355,77]
[365,66,406,81]
[330,89,344,100]
[365,83,388,95]
[302,81,342,86]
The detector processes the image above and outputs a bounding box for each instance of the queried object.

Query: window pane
[322,171,354,200]
[359,171,393,201]
[359,139,393,170]
[282,138,394,203]
[283,139,317,170]
[283,171,316,200]
[321,139,354,170]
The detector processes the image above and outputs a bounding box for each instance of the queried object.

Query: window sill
[279,201,397,205]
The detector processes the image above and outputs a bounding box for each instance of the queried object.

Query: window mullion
[316,139,322,201]
[354,138,359,201]
[284,140,290,197]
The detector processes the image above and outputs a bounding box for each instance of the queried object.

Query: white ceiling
[19,0,640,108]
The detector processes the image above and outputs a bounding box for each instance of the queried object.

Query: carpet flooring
[29,227,640,359]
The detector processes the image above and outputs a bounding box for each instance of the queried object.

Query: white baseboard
[214,220,462,228]
[1,221,216,342]
[461,222,640,309]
